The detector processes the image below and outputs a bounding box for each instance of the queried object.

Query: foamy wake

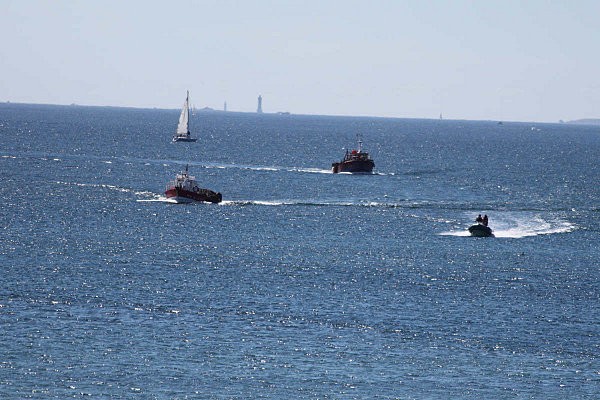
[199,162,384,175]
[289,167,332,174]
[491,216,575,238]
[137,197,178,203]
[219,200,400,207]
[139,199,441,208]
[218,165,332,174]
[56,181,158,198]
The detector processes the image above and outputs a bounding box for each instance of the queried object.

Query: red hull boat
[332,136,375,173]
[165,165,222,204]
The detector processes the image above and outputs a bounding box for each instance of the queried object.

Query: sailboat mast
[186,90,190,133]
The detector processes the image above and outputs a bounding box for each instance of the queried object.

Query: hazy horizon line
[2,99,597,126]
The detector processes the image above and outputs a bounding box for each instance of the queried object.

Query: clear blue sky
[2,0,598,122]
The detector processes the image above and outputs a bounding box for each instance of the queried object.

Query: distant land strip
[566,119,600,126]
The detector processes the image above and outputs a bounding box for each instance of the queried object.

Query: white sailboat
[173,91,197,142]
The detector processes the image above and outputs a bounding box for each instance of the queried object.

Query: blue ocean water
[1,103,599,398]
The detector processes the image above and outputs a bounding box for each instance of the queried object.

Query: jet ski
[468,223,494,237]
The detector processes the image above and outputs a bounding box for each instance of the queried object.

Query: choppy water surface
[1,103,599,398]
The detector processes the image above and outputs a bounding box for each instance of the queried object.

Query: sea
[1,102,599,399]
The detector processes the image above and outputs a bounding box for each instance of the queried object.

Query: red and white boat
[165,165,222,203]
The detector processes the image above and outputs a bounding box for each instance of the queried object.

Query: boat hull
[165,187,222,203]
[172,137,197,142]
[332,159,375,174]
[468,224,494,237]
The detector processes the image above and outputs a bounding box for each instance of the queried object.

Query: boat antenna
[357,134,363,153]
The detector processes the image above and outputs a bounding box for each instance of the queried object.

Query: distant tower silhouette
[257,95,263,113]
[224,101,227,112]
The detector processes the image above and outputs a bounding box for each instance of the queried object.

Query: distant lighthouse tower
[224,101,227,112]
[257,95,263,113]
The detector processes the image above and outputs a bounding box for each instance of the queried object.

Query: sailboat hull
[172,137,197,142]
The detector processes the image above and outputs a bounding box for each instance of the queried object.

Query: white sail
[176,91,190,135]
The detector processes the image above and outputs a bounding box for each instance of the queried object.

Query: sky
[1,0,598,122]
